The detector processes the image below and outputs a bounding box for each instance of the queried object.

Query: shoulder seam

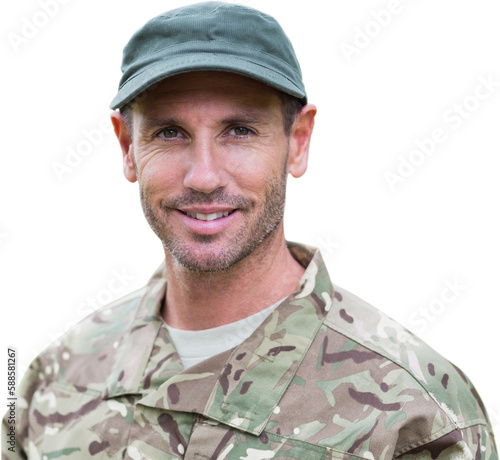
[323,318,465,430]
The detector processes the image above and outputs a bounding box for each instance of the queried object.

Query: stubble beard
[140,161,288,273]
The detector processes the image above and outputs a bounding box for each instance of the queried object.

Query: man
[2,2,497,459]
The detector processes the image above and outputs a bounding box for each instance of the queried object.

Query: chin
[164,236,260,273]
[170,250,242,273]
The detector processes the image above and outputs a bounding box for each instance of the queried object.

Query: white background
[2,0,499,441]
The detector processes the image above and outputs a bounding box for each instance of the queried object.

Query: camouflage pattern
[2,243,498,459]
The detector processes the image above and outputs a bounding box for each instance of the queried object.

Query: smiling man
[2,2,497,459]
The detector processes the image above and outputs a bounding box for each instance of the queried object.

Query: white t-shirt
[164,299,284,368]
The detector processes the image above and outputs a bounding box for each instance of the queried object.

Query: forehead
[131,71,282,119]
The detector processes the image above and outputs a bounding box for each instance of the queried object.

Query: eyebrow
[219,108,270,125]
[139,109,271,132]
[140,117,183,132]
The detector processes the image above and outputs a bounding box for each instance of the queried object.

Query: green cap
[110,1,307,110]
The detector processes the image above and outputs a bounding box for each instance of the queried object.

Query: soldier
[2,2,498,459]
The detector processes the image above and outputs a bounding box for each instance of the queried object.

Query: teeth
[186,211,231,221]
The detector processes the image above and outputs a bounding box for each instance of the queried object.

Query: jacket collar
[105,243,334,436]
[104,263,172,397]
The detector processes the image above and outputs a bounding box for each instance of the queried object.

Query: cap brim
[110,54,307,110]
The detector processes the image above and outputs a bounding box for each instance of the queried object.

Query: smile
[181,210,235,221]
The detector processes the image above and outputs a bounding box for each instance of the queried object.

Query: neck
[161,225,304,330]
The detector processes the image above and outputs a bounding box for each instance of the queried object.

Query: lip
[175,209,239,235]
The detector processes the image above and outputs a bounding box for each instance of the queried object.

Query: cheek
[224,141,287,186]
[137,151,185,195]
[229,161,280,200]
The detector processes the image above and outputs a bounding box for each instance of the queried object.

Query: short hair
[278,92,306,137]
[120,90,304,138]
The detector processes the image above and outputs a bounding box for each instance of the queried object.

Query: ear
[287,104,316,178]
[111,111,137,183]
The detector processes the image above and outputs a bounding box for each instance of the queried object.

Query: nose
[183,138,226,194]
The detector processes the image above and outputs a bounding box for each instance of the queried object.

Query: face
[113,72,313,272]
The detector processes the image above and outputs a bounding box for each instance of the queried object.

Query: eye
[157,128,182,139]
[228,126,253,136]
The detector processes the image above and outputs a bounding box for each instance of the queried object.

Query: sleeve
[396,424,498,460]
[2,366,41,460]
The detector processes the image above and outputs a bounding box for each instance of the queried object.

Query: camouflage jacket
[2,243,497,459]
